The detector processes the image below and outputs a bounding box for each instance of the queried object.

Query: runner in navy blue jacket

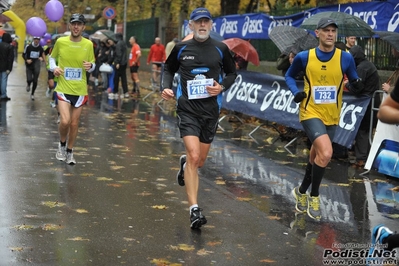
[161,7,237,229]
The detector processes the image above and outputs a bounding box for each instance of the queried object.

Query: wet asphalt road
[0,58,399,266]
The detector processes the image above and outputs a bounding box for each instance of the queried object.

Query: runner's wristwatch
[221,85,227,92]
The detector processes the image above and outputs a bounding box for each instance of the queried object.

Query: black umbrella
[300,11,374,37]
[95,29,116,42]
[269,25,318,55]
[375,31,399,51]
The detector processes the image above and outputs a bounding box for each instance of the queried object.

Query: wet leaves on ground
[151,205,168,209]
[41,201,66,208]
[42,224,62,231]
[13,224,34,230]
[107,183,122,187]
[74,209,89,213]
[67,237,90,241]
[9,247,24,252]
[97,177,113,181]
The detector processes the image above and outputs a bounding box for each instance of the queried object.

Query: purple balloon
[45,0,64,22]
[26,17,47,37]
[43,32,52,41]
[40,38,47,46]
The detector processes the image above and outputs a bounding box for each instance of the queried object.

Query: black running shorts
[130,66,139,73]
[301,118,337,143]
[177,111,218,144]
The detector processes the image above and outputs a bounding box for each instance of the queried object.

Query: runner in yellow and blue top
[49,13,95,165]
[285,17,363,221]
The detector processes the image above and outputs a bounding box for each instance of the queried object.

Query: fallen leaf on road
[110,166,125,170]
[267,215,281,220]
[42,224,62,231]
[9,247,24,252]
[67,237,90,241]
[13,224,34,230]
[75,209,89,213]
[237,197,252,201]
[207,241,222,246]
[178,244,195,251]
[197,248,214,255]
[152,205,168,209]
[138,192,152,196]
[97,177,113,181]
[41,201,66,208]
[107,183,122,187]
[259,258,277,263]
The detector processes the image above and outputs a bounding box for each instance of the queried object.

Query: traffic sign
[103,6,116,20]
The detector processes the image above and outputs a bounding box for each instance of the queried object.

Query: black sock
[310,163,325,197]
[66,148,72,153]
[60,141,66,147]
[299,162,313,194]
[383,234,399,251]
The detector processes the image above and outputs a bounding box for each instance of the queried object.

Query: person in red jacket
[147,37,166,85]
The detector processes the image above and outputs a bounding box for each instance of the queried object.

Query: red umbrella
[222,38,260,66]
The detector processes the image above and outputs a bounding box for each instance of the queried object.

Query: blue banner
[222,70,371,148]
[183,0,399,39]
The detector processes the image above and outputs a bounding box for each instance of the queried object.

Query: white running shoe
[65,152,76,165]
[56,143,66,161]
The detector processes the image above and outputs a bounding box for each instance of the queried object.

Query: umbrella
[375,31,399,51]
[182,31,224,42]
[300,11,374,37]
[92,29,116,42]
[222,38,259,66]
[269,25,318,55]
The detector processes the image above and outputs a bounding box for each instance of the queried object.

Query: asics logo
[183,56,194,60]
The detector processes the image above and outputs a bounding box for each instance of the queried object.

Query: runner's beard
[194,30,210,41]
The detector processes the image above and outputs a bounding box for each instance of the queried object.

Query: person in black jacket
[23,36,46,100]
[113,33,129,98]
[105,38,116,99]
[346,45,381,168]
[0,33,14,101]
[98,41,109,90]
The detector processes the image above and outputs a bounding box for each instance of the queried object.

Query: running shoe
[124,92,130,98]
[108,93,114,100]
[50,101,56,108]
[26,85,30,92]
[190,207,207,229]
[56,143,66,161]
[65,152,76,165]
[31,95,34,101]
[56,114,60,124]
[307,195,321,221]
[46,88,51,98]
[367,224,393,266]
[177,155,186,186]
[291,186,307,213]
